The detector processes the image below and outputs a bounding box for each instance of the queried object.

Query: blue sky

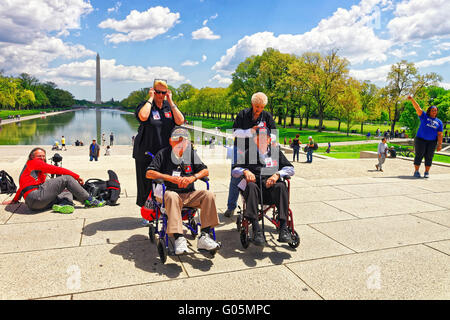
[1,0,449,101]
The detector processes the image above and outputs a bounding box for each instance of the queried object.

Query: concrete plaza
[0,144,449,300]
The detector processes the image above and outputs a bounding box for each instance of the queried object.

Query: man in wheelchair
[232,128,295,246]
[145,127,221,255]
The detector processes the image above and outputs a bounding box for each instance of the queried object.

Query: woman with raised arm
[133,79,185,207]
[407,95,443,178]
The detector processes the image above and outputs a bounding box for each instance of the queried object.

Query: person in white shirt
[375,137,388,172]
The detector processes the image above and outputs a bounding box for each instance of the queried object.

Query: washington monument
[95,53,102,104]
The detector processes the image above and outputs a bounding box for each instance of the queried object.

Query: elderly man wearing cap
[232,127,295,246]
[146,127,221,255]
[223,92,277,218]
[89,139,100,161]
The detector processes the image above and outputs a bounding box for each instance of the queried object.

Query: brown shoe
[375,164,379,171]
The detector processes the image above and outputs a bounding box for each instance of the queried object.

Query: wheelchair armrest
[283,176,291,180]
[153,179,164,184]
[200,177,209,182]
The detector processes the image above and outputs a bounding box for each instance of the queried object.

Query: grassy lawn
[186,116,378,143]
[0,108,71,119]
[186,115,395,135]
[317,142,450,164]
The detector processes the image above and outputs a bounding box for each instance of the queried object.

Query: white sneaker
[197,232,220,251]
[174,236,189,255]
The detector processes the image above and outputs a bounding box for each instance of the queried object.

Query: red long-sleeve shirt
[13,159,80,202]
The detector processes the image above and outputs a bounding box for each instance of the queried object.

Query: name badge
[152,111,161,120]
[172,171,181,177]
[265,157,273,167]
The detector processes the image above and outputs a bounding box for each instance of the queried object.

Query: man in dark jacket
[224,92,277,218]
[232,128,294,246]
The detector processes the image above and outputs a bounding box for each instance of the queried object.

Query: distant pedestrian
[292,134,301,162]
[306,136,315,163]
[326,142,331,153]
[110,132,114,146]
[61,136,67,151]
[89,139,100,161]
[375,137,388,172]
[102,133,106,146]
[104,145,111,156]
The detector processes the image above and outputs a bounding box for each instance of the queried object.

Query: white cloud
[209,74,232,85]
[350,55,450,84]
[440,82,450,90]
[202,55,207,62]
[415,55,450,68]
[0,36,95,76]
[192,27,221,40]
[99,6,180,44]
[203,13,218,26]
[169,33,184,39]
[212,0,392,74]
[387,0,450,42]
[40,58,187,86]
[0,0,93,44]
[390,48,417,58]
[107,2,122,14]
[181,60,199,66]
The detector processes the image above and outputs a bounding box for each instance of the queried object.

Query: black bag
[0,170,17,194]
[313,142,319,150]
[83,170,121,206]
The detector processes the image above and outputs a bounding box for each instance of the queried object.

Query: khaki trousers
[160,190,219,235]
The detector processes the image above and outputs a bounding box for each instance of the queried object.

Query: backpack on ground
[83,170,121,206]
[0,170,17,194]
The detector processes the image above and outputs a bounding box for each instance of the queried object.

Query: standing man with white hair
[223,92,277,218]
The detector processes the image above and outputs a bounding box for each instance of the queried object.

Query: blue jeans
[293,146,300,162]
[90,155,98,161]
[227,172,242,211]
[307,149,313,162]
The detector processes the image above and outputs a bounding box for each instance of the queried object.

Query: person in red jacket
[5,147,105,214]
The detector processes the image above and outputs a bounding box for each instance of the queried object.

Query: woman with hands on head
[407,95,444,178]
[133,79,185,208]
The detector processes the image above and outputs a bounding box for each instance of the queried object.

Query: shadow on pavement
[82,217,143,236]
[109,234,184,278]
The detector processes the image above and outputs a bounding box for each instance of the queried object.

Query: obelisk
[95,53,102,104]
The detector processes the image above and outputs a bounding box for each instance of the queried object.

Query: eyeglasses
[155,90,167,95]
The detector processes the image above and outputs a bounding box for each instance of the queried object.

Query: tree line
[121,48,450,137]
[0,72,75,110]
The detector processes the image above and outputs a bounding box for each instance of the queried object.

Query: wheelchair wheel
[189,218,199,238]
[149,224,156,243]
[240,230,250,249]
[157,238,168,264]
[288,230,300,249]
[236,215,242,232]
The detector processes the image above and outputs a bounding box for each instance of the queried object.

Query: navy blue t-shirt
[416,111,443,141]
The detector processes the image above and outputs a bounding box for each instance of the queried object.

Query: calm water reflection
[0,108,139,145]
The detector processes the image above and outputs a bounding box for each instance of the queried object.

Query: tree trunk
[361,122,364,134]
[338,119,341,131]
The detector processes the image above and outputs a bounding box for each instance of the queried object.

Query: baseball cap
[170,127,190,141]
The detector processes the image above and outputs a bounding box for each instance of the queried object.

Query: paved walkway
[0,145,449,300]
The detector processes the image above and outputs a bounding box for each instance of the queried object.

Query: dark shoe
[252,231,265,246]
[223,208,234,218]
[278,227,292,243]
